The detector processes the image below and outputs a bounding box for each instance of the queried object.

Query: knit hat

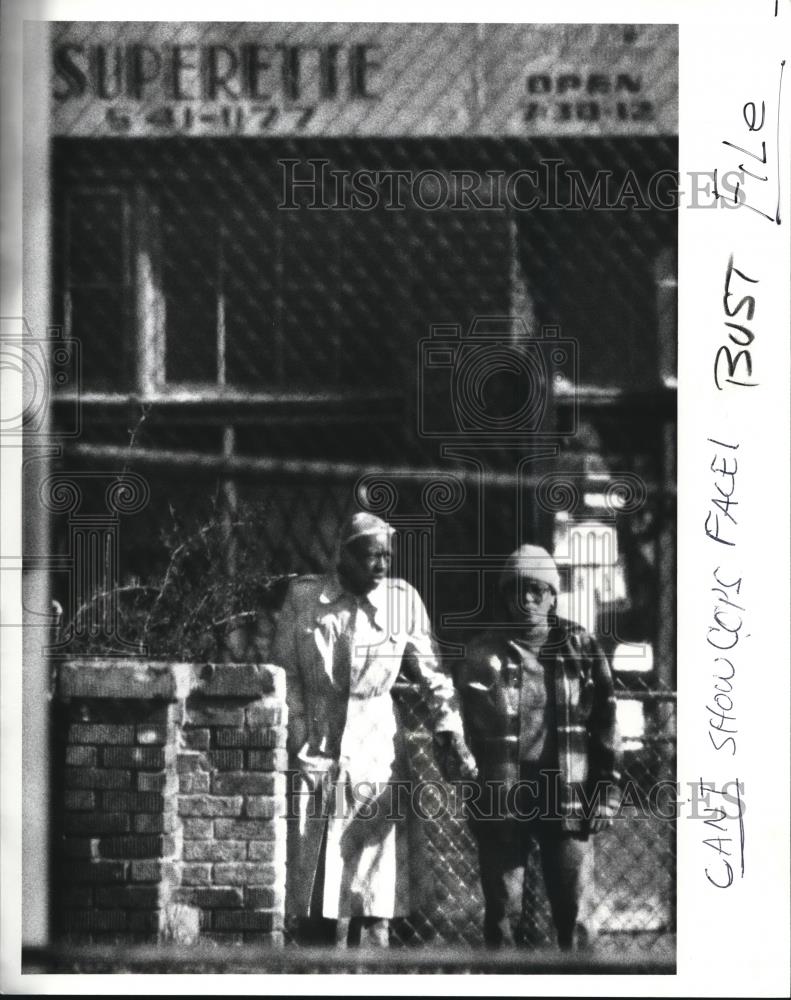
[339,512,396,548]
[499,544,560,595]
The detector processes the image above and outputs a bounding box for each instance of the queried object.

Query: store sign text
[52,42,383,103]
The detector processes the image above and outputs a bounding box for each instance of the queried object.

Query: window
[57,181,416,394]
[60,189,133,390]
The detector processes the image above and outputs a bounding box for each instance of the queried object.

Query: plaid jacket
[455,618,621,829]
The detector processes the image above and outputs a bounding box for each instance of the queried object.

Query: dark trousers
[292,916,390,948]
[472,818,596,950]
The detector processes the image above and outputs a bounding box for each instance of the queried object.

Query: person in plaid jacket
[455,544,621,950]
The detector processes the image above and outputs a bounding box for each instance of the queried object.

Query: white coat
[271,572,464,918]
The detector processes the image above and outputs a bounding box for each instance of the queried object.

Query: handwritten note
[691,5,790,912]
[701,436,748,891]
[715,256,759,390]
[714,60,785,223]
[697,778,746,887]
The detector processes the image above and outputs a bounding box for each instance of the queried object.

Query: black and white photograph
[1,1,788,993]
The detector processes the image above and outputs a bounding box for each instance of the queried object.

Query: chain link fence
[52,133,677,399]
[46,18,677,962]
[47,466,677,954]
[386,682,675,950]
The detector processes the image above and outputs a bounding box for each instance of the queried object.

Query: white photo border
[1,0,788,995]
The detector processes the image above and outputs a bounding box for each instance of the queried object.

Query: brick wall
[55,661,287,946]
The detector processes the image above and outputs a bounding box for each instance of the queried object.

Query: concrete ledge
[23,940,677,973]
[58,661,285,702]
[190,663,285,700]
[59,660,194,701]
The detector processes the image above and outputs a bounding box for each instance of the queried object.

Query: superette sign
[51,22,678,137]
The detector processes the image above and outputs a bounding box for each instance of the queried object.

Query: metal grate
[48,20,677,957]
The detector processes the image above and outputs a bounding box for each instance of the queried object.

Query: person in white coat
[271,511,476,947]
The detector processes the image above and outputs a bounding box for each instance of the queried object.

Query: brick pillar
[55,661,287,946]
[176,665,287,945]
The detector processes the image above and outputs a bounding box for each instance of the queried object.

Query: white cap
[339,512,396,548]
[499,544,560,594]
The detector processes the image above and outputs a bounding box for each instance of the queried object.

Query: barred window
[59,189,133,390]
[53,143,517,397]
[56,170,424,393]
[54,141,677,398]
